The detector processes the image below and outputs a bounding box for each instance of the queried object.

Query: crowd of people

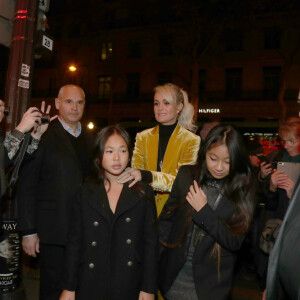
[0,82,299,300]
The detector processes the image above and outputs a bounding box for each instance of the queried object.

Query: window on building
[264,27,281,49]
[98,76,111,101]
[226,68,243,100]
[263,66,281,100]
[126,73,140,102]
[128,40,141,58]
[225,29,243,51]
[157,72,172,85]
[159,35,173,56]
[100,42,113,61]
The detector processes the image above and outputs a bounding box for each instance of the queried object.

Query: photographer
[0,99,56,198]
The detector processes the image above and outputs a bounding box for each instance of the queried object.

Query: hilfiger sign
[198,109,220,113]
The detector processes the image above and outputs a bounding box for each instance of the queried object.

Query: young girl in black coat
[60,126,158,300]
[159,125,255,300]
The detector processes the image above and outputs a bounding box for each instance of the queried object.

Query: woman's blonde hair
[154,83,197,132]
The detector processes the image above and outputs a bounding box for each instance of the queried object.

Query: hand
[270,170,288,192]
[0,99,4,122]
[22,235,40,257]
[262,289,266,300]
[260,162,272,179]
[117,167,142,187]
[60,290,75,300]
[278,177,294,198]
[31,101,57,140]
[186,180,207,212]
[138,291,155,300]
[15,107,42,133]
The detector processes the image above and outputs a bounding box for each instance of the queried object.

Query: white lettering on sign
[21,64,30,77]
[18,79,30,89]
[2,223,17,231]
[198,109,220,114]
[42,35,53,51]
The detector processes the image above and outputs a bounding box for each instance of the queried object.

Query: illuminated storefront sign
[198,108,220,113]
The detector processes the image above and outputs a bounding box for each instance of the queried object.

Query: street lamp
[87,121,94,130]
[68,65,77,72]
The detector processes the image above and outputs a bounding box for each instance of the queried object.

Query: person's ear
[55,98,60,110]
[96,157,101,166]
[177,102,184,114]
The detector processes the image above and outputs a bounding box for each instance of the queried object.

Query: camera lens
[40,113,50,124]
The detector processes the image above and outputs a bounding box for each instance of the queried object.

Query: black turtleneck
[157,122,177,171]
[140,122,177,183]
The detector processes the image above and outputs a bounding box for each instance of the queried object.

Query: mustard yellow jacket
[132,123,200,215]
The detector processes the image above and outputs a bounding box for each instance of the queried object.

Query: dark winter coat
[159,165,245,300]
[17,120,93,244]
[62,181,158,300]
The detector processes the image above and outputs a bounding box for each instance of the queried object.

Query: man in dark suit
[17,84,92,300]
[264,174,300,300]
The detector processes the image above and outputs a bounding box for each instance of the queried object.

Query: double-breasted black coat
[17,120,93,244]
[159,165,245,300]
[62,181,158,300]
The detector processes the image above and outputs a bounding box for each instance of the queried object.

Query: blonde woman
[118,83,200,215]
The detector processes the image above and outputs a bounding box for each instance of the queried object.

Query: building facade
[28,0,300,126]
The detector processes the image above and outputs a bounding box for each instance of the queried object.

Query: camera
[33,109,50,124]
[40,113,50,124]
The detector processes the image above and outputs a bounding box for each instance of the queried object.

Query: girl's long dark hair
[89,125,144,195]
[195,125,255,235]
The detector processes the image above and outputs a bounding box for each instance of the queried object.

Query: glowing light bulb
[87,122,94,130]
[69,65,77,72]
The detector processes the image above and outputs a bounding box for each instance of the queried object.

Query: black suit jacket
[266,174,300,300]
[17,120,93,245]
[62,181,158,300]
[159,165,245,300]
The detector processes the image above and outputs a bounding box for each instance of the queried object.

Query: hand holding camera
[1,100,57,140]
[31,101,57,140]
[15,107,43,133]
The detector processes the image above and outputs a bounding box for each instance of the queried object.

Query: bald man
[17,85,93,300]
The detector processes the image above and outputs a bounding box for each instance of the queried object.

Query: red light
[17,16,27,19]
[17,10,27,14]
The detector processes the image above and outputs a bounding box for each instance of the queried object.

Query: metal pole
[1,1,39,299]
[4,0,39,131]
